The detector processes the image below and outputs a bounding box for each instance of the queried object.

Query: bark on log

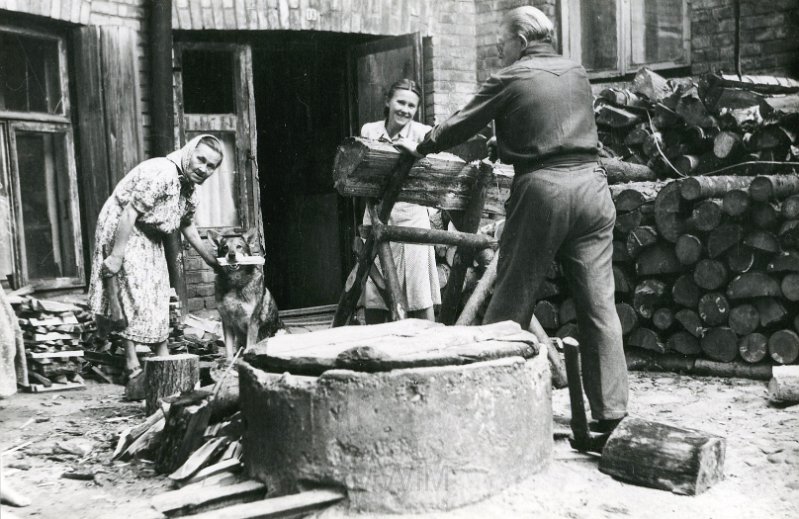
[694,259,728,291]
[667,331,701,355]
[675,234,702,265]
[754,297,788,327]
[616,303,638,336]
[722,189,750,217]
[749,175,799,202]
[726,245,755,273]
[738,333,768,364]
[707,224,743,259]
[599,417,726,495]
[680,176,754,202]
[698,293,730,327]
[603,158,659,184]
[743,230,780,254]
[768,329,799,365]
[610,182,665,212]
[655,181,688,242]
[693,358,772,379]
[767,250,799,273]
[636,243,683,276]
[627,327,665,353]
[768,365,799,403]
[633,279,668,319]
[626,349,772,380]
[626,226,659,258]
[727,272,782,299]
[701,327,739,362]
[675,309,703,338]
[728,304,760,336]
[672,275,701,308]
[144,354,200,416]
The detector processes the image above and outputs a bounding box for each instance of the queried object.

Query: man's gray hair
[502,6,555,44]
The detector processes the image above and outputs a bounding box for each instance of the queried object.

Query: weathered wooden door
[174,42,260,244]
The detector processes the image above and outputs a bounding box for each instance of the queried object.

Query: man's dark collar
[521,42,558,58]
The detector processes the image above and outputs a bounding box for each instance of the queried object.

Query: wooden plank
[27,350,84,359]
[151,480,266,516]
[181,488,346,519]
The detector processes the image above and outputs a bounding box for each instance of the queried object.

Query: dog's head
[207,228,258,260]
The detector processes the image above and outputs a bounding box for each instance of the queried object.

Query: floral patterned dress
[88,157,197,343]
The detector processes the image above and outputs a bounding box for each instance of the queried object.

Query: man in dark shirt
[403,6,628,431]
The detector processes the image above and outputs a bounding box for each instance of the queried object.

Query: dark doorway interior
[253,32,374,310]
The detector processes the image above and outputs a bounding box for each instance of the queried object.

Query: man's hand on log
[487,136,498,162]
[393,138,424,159]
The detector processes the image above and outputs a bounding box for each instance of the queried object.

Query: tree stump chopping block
[599,417,726,495]
[144,354,200,416]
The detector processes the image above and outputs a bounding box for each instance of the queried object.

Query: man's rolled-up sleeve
[416,73,506,156]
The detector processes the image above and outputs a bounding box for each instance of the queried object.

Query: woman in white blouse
[360,79,441,324]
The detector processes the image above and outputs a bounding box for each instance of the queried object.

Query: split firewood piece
[614,265,635,295]
[168,436,230,483]
[633,279,668,319]
[672,275,701,308]
[625,226,659,258]
[742,229,780,254]
[701,327,739,363]
[767,250,799,272]
[151,480,267,517]
[768,330,799,365]
[738,333,769,364]
[675,234,702,265]
[632,68,672,102]
[155,395,212,474]
[693,259,728,291]
[754,298,788,327]
[533,300,559,330]
[636,243,683,276]
[178,489,347,519]
[667,331,701,356]
[707,224,743,259]
[728,304,760,336]
[727,272,782,299]
[615,303,638,336]
[599,417,726,495]
[627,327,665,354]
[675,309,703,338]
[768,365,799,404]
[726,246,756,273]
[698,293,730,327]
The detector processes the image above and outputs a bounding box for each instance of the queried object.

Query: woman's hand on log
[393,138,424,159]
[486,136,498,162]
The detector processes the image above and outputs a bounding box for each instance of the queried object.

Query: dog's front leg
[223,324,236,360]
[246,321,260,348]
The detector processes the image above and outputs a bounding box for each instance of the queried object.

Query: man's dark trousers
[483,162,628,420]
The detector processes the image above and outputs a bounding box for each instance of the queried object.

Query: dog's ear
[206,230,223,253]
[242,228,260,251]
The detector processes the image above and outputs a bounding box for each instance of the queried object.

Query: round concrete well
[239,320,553,513]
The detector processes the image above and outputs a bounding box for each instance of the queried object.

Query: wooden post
[369,202,408,321]
[439,163,492,325]
[144,354,200,416]
[332,154,416,326]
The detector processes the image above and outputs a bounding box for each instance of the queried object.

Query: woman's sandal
[123,366,145,401]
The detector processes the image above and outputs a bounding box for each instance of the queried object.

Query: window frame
[560,0,691,79]
[0,24,83,290]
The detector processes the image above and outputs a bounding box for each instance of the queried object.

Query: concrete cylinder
[239,353,552,513]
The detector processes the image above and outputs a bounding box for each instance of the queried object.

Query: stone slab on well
[239,347,552,513]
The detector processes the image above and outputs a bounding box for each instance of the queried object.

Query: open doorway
[253,32,373,310]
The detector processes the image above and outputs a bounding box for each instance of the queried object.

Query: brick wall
[692,0,799,77]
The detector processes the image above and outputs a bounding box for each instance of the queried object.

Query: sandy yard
[1,370,797,519]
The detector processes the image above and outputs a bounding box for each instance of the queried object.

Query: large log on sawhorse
[599,417,726,495]
[143,353,200,415]
[439,162,492,325]
[332,153,416,327]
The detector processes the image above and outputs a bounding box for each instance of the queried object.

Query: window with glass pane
[188,132,239,228]
[182,50,236,114]
[630,0,685,66]
[576,0,618,71]
[0,32,63,114]
[14,130,77,280]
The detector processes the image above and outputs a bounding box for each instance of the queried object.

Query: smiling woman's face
[385,89,420,134]
[186,142,222,185]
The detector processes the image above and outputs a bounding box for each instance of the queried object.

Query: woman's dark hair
[383,78,422,118]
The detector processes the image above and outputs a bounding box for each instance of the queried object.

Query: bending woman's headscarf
[166,134,224,175]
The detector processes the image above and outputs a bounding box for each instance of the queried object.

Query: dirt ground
[1,370,797,519]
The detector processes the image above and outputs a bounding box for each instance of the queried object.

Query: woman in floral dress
[88,135,223,397]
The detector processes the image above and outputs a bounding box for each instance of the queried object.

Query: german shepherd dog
[207,229,283,357]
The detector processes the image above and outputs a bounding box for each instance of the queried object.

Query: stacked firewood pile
[595,68,799,177]
[531,69,799,367]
